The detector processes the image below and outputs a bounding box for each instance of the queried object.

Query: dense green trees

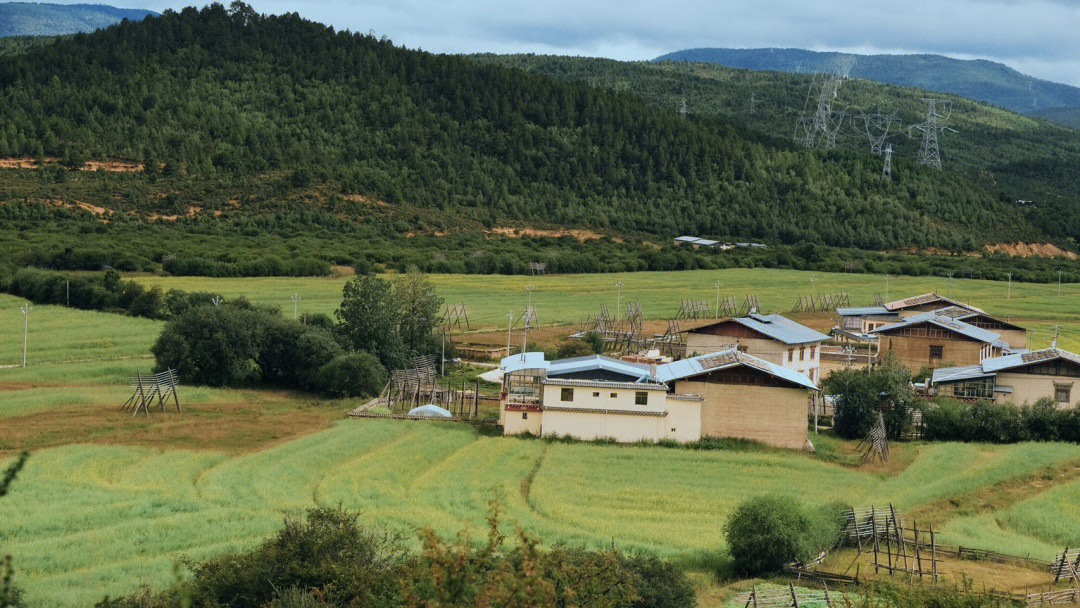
[723,495,844,575]
[0,3,1058,257]
[335,271,442,371]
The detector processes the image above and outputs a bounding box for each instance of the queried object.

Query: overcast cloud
[58,0,1080,86]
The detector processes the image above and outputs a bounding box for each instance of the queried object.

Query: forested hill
[0,4,1056,253]
[654,48,1080,117]
[0,3,155,37]
[474,54,1080,247]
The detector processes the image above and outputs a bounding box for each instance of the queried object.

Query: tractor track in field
[519,443,549,515]
[910,456,1080,528]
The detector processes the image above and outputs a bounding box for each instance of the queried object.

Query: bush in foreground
[724,495,845,576]
[96,505,695,608]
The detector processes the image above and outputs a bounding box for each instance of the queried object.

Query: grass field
[130,269,1080,349]
[4,270,1080,606]
[5,421,1080,606]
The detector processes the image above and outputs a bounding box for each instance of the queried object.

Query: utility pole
[714,280,723,318]
[1053,325,1060,349]
[290,293,301,320]
[885,274,891,302]
[946,272,954,298]
[506,312,514,357]
[810,276,817,297]
[1006,272,1012,300]
[20,302,32,368]
[441,330,445,377]
[614,281,623,321]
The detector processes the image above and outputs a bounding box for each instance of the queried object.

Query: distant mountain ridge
[654,47,1080,116]
[0,2,155,37]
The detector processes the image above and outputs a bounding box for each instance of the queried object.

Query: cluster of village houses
[497,293,1080,450]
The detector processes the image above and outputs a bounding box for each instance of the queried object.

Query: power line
[794,55,855,150]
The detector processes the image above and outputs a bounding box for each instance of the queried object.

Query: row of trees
[150,269,444,397]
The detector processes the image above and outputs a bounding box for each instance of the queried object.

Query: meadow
[4,270,1080,606]
[5,421,1080,606]
[131,268,1080,349]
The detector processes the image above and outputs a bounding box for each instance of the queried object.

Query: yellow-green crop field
[130,268,1080,350]
[4,270,1080,606]
[5,422,1080,606]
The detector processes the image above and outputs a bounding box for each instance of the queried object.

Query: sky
[54,0,1080,86]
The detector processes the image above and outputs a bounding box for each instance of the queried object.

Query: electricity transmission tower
[679,97,687,117]
[794,56,855,150]
[909,98,956,170]
[882,144,893,181]
[854,110,900,155]
[749,93,756,114]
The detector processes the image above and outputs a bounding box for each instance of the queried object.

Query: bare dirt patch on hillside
[343,193,389,207]
[986,242,1077,259]
[0,157,144,172]
[488,226,618,242]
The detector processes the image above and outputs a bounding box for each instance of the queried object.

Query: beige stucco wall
[540,409,665,442]
[994,372,1079,408]
[665,398,703,443]
[673,380,809,449]
[542,383,668,414]
[996,328,1028,350]
[502,408,542,436]
[684,334,821,385]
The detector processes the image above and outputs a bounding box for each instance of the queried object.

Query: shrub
[315,352,387,398]
[556,337,595,359]
[258,318,344,390]
[825,352,914,440]
[724,495,825,575]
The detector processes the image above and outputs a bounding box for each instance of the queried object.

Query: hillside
[0,4,1078,281]
[474,54,1080,247]
[1032,107,1080,130]
[654,48,1080,116]
[0,2,154,37]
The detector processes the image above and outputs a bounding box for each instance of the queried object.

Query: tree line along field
[129,267,1080,350]
[4,420,1080,606]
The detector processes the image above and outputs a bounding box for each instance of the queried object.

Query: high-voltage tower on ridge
[909,98,956,170]
[794,55,855,150]
[854,110,900,156]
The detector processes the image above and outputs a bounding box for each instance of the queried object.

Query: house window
[1056,385,1072,403]
[610,392,617,398]
[929,345,944,360]
[800,347,805,361]
[522,412,528,419]
[788,348,794,362]
[593,392,600,397]
[635,391,648,406]
[561,388,574,402]
[810,345,816,358]
[737,345,748,353]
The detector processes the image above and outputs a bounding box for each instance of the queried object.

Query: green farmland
[4,270,1080,606]
[132,268,1080,349]
[5,421,1080,606]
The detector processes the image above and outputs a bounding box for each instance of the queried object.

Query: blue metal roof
[931,365,991,384]
[727,314,829,345]
[931,348,1080,385]
[548,355,649,379]
[870,311,1001,344]
[500,353,650,380]
[654,349,817,390]
[501,352,549,374]
[836,306,893,317]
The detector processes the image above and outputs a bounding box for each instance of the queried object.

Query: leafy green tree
[335,275,406,370]
[152,304,267,386]
[393,268,443,359]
